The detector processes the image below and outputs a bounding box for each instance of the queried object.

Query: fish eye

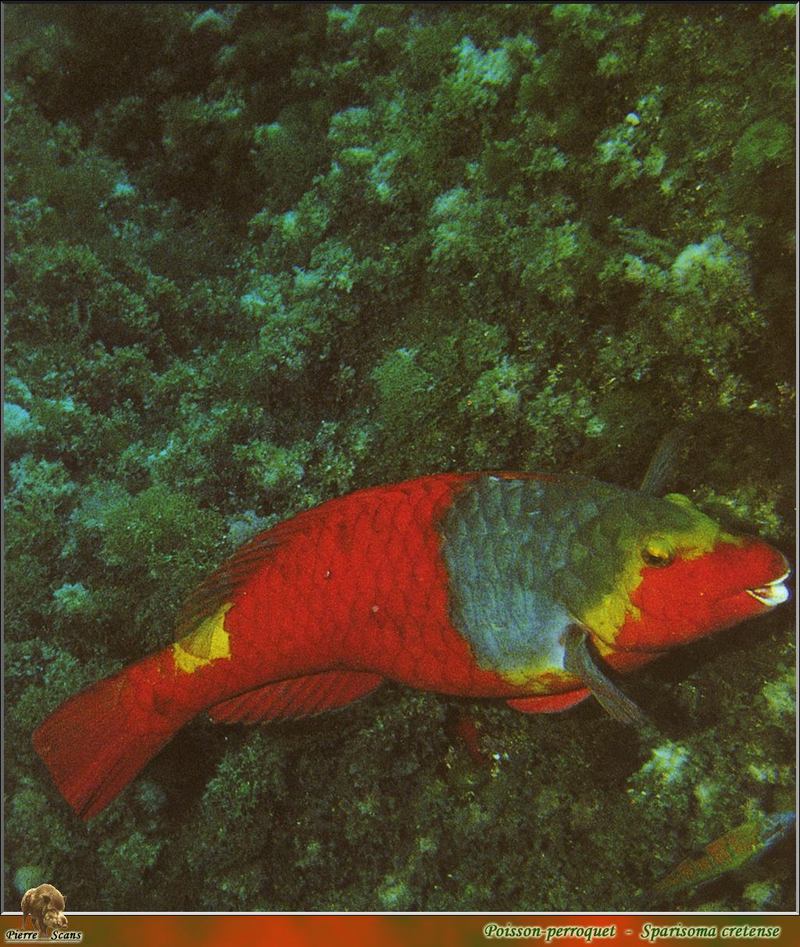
[641,542,675,568]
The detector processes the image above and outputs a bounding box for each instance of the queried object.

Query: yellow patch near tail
[173,601,233,674]
[582,589,641,652]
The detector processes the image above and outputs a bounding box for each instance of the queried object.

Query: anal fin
[208,670,384,724]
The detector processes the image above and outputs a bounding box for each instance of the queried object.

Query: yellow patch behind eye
[173,601,233,674]
[663,494,743,558]
[581,585,641,647]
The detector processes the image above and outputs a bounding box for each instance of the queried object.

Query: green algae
[3,3,794,912]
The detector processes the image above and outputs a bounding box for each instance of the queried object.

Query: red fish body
[33,472,789,818]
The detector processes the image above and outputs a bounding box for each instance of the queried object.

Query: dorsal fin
[173,516,305,639]
[208,670,384,724]
[640,426,688,496]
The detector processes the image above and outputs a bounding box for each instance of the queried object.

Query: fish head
[760,811,796,849]
[566,490,790,655]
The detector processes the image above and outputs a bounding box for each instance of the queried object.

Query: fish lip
[746,570,791,608]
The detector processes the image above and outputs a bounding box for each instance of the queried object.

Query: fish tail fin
[33,651,192,820]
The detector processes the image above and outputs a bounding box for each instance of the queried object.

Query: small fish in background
[33,430,791,819]
[649,811,796,904]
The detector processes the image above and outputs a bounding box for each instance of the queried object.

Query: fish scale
[441,476,583,684]
[33,471,789,819]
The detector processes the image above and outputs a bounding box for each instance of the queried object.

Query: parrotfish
[650,811,796,902]
[33,470,790,818]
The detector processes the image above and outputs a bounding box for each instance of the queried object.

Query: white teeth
[747,572,791,608]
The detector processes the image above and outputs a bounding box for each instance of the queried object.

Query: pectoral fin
[563,625,649,727]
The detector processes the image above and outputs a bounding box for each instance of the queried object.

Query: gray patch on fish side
[439,476,608,681]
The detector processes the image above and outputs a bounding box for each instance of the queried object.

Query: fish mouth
[746,571,791,608]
